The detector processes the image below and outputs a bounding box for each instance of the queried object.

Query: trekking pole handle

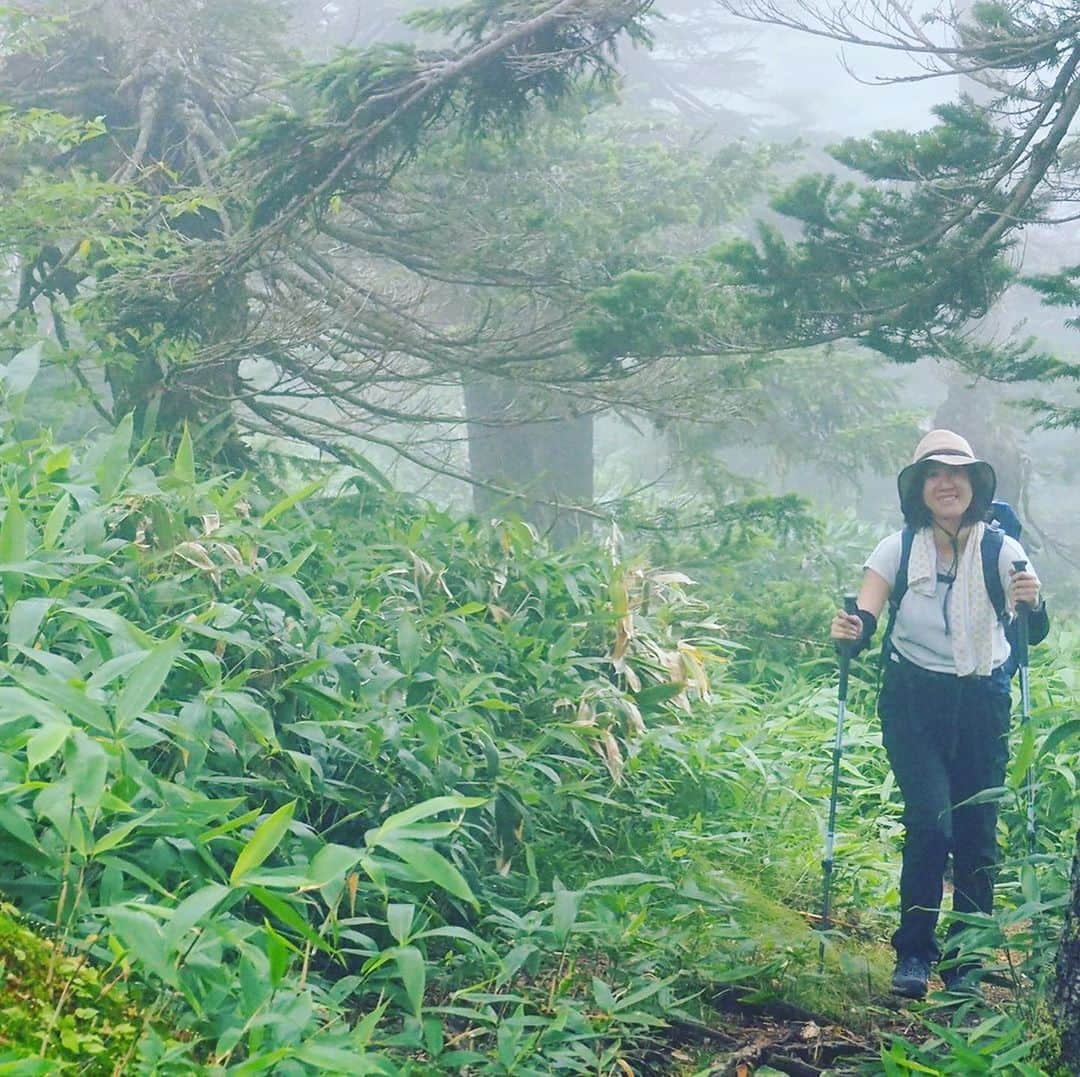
[838,594,858,701]
[1011,560,1031,665]
[842,594,858,640]
[1011,559,1031,614]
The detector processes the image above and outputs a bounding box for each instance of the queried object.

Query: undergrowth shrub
[0,414,1073,1073]
[0,417,855,1071]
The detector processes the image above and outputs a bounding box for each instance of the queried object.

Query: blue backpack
[884,500,1048,676]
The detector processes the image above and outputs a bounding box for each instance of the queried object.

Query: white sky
[753,26,952,135]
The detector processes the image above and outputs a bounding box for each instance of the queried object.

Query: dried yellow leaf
[175,541,216,576]
[622,699,645,736]
[597,730,623,783]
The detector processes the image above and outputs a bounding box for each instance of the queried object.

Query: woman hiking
[830,429,1046,999]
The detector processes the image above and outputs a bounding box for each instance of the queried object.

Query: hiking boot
[891,955,930,999]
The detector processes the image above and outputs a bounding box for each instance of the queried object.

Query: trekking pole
[820,594,858,966]
[1012,560,1036,855]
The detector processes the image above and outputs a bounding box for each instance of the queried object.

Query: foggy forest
[1,0,1079,1073]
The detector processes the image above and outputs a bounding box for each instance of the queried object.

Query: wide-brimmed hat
[897,429,996,509]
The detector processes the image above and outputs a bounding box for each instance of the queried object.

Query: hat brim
[897,456,997,509]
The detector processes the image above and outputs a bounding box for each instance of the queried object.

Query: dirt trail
[647,979,1017,1075]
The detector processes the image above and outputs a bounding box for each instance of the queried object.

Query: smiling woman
[829,429,1047,1000]
[921,464,973,528]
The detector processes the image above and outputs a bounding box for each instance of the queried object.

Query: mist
[2,3,1080,1069]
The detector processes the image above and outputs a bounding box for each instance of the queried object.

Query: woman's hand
[830,609,863,643]
[1008,569,1041,609]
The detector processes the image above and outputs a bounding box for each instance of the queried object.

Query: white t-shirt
[865,530,1037,674]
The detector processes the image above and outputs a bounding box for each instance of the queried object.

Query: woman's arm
[1001,538,1049,644]
[857,568,891,620]
[830,568,891,644]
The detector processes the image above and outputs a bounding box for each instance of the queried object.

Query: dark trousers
[878,654,1011,964]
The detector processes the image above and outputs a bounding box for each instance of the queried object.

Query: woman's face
[922,463,973,526]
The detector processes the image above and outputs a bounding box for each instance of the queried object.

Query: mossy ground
[0,903,175,1073]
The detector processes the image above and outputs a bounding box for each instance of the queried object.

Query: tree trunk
[1053,828,1080,1070]
[464,376,593,547]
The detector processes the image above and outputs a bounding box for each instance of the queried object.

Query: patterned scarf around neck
[906,522,998,677]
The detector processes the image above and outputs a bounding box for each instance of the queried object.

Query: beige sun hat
[896,429,997,510]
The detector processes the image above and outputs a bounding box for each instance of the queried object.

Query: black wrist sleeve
[850,609,878,657]
[1029,602,1050,647]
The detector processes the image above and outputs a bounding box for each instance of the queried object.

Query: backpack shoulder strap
[892,526,915,613]
[980,525,1007,621]
[880,527,914,666]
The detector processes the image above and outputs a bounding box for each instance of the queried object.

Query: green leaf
[106,905,176,987]
[173,425,195,483]
[13,672,112,734]
[304,842,363,890]
[365,795,485,846]
[44,447,72,476]
[7,598,54,652]
[553,887,579,942]
[115,634,181,729]
[1009,722,1036,789]
[352,1001,387,1047]
[0,493,27,564]
[377,839,477,906]
[163,883,231,951]
[87,652,149,693]
[0,686,65,727]
[448,602,486,616]
[218,692,279,750]
[198,806,263,844]
[27,723,71,770]
[264,921,292,988]
[4,343,42,395]
[59,604,152,647]
[281,544,317,577]
[346,455,392,492]
[584,873,673,891]
[0,561,63,582]
[34,777,85,852]
[1038,718,1080,759]
[97,413,134,499]
[93,814,154,855]
[955,785,1010,808]
[295,1043,386,1071]
[230,801,296,884]
[1020,863,1041,905]
[395,945,426,1018]
[634,682,685,711]
[477,698,515,711]
[397,616,422,674]
[42,492,71,550]
[387,903,414,945]
[261,478,326,526]
[248,886,334,955]
[613,974,677,1011]
[592,977,616,1012]
[0,804,38,848]
[66,732,108,815]
[0,492,27,605]
[423,1017,444,1059]
[97,854,173,899]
